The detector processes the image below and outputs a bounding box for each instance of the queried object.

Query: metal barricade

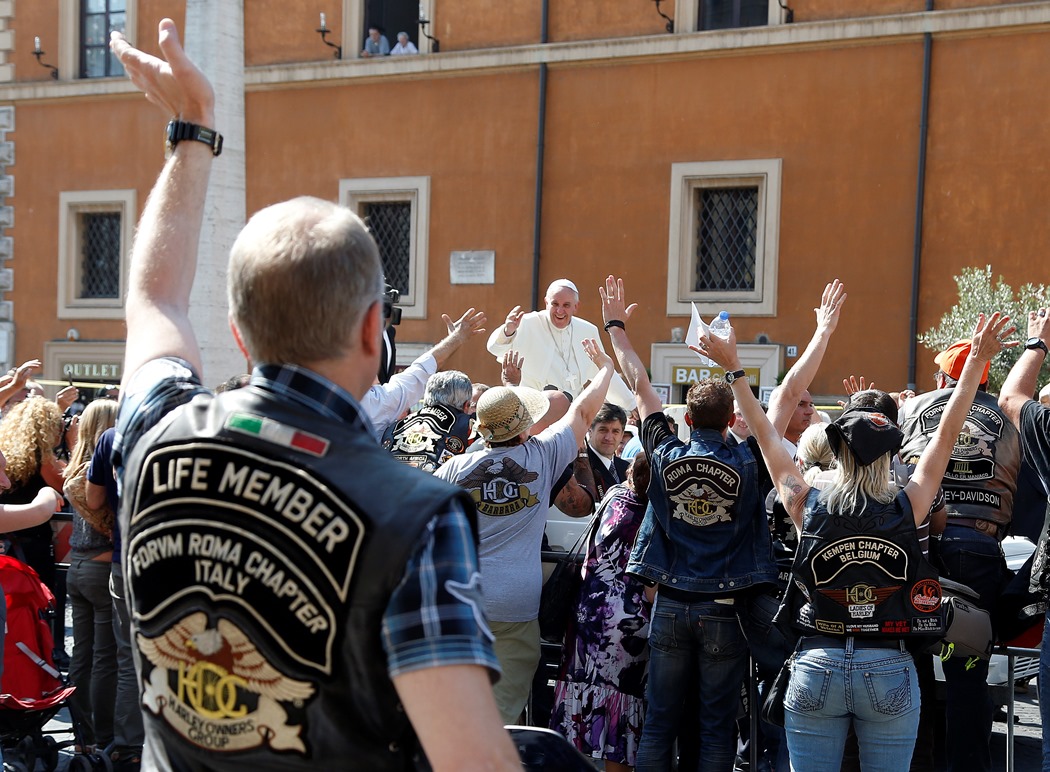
[997,645,1041,772]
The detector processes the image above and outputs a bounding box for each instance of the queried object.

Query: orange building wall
[246,1,340,67]
[242,70,542,381]
[436,0,542,51]
[7,96,164,361]
[548,2,676,43]
[9,0,60,83]
[5,7,1050,394]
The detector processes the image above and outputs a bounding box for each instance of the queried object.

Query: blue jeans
[784,640,919,772]
[938,524,1008,772]
[635,595,747,772]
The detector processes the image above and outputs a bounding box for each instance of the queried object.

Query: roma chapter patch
[662,456,741,527]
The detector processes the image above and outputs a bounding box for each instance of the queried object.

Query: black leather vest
[382,404,472,472]
[120,385,474,771]
[779,488,945,639]
[899,389,1019,528]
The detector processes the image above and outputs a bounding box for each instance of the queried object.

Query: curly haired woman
[0,396,68,590]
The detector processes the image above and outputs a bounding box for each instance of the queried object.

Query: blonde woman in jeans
[701,311,1013,772]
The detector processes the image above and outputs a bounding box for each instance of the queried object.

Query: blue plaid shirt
[115,358,499,680]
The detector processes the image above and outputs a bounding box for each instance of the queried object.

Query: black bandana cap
[824,407,903,467]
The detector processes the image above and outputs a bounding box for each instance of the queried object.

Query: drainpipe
[907,0,934,391]
[530,0,550,311]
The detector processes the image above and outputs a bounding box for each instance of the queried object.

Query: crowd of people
[2,18,1050,772]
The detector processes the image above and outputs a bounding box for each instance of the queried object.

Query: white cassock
[486,310,635,409]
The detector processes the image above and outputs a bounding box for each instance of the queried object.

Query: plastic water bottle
[709,310,731,340]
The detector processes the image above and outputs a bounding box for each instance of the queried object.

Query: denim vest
[627,428,777,594]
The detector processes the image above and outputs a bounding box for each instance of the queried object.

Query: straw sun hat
[475,386,550,443]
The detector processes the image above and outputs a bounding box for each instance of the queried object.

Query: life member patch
[662,456,740,527]
[384,404,463,471]
[127,443,366,755]
[457,457,540,517]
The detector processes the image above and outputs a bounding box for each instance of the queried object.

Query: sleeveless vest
[120,385,474,771]
[382,404,472,472]
[628,427,777,594]
[899,389,1019,528]
[779,488,945,639]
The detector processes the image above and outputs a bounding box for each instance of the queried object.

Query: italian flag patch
[226,413,330,457]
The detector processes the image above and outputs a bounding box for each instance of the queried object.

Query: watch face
[1027,337,1048,352]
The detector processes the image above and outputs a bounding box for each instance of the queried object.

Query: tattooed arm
[699,324,810,531]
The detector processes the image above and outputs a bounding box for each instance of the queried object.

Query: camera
[383,283,402,326]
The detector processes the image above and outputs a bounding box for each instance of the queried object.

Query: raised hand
[500,350,523,387]
[443,307,487,344]
[581,338,612,370]
[11,359,41,388]
[502,306,525,337]
[842,374,874,396]
[1028,308,1050,341]
[599,275,638,327]
[55,385,79,412]
[970,312,1017,363]
[814,279,847,333]
[110,19,215,126]
[693,326,740,372]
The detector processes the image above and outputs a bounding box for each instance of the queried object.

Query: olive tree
[919,266,1049,394]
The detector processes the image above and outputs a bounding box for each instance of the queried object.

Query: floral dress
[550,483,651,766]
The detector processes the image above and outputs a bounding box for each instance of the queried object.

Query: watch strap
[166,120,223,157]
[725,369,746,384]
[1026,337,1049,356]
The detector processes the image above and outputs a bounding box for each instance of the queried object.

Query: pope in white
[487,279,634,409]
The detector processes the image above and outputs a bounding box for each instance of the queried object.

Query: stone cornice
[1,2,1049,101]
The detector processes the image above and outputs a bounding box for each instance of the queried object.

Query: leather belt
[801,635,906,652]
[946,517,1004,541]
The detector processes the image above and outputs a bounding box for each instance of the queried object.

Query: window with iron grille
[693,187,758,293]
[340,177,430,320]
[78,212,121,298]
[667,160,781,317]
[58,190,135,319]
[362,201,412,298]
[80,0,126,78]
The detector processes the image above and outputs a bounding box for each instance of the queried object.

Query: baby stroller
[0,555,107,771]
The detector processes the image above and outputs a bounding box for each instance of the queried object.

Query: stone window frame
[339,176,430,321]
[57,189,135,319]
[666,158,781,318]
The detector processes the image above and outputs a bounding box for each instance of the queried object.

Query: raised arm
[428,308,487,368]
[486,306,525,357]
[906,313,1014,521]
[701,328,809,529]
[111,20,216,384]
[999,308,1050,427]
[599,275,662,419]
[560,340,615,447]
[0,359,40,408]
[768,280,846,435]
